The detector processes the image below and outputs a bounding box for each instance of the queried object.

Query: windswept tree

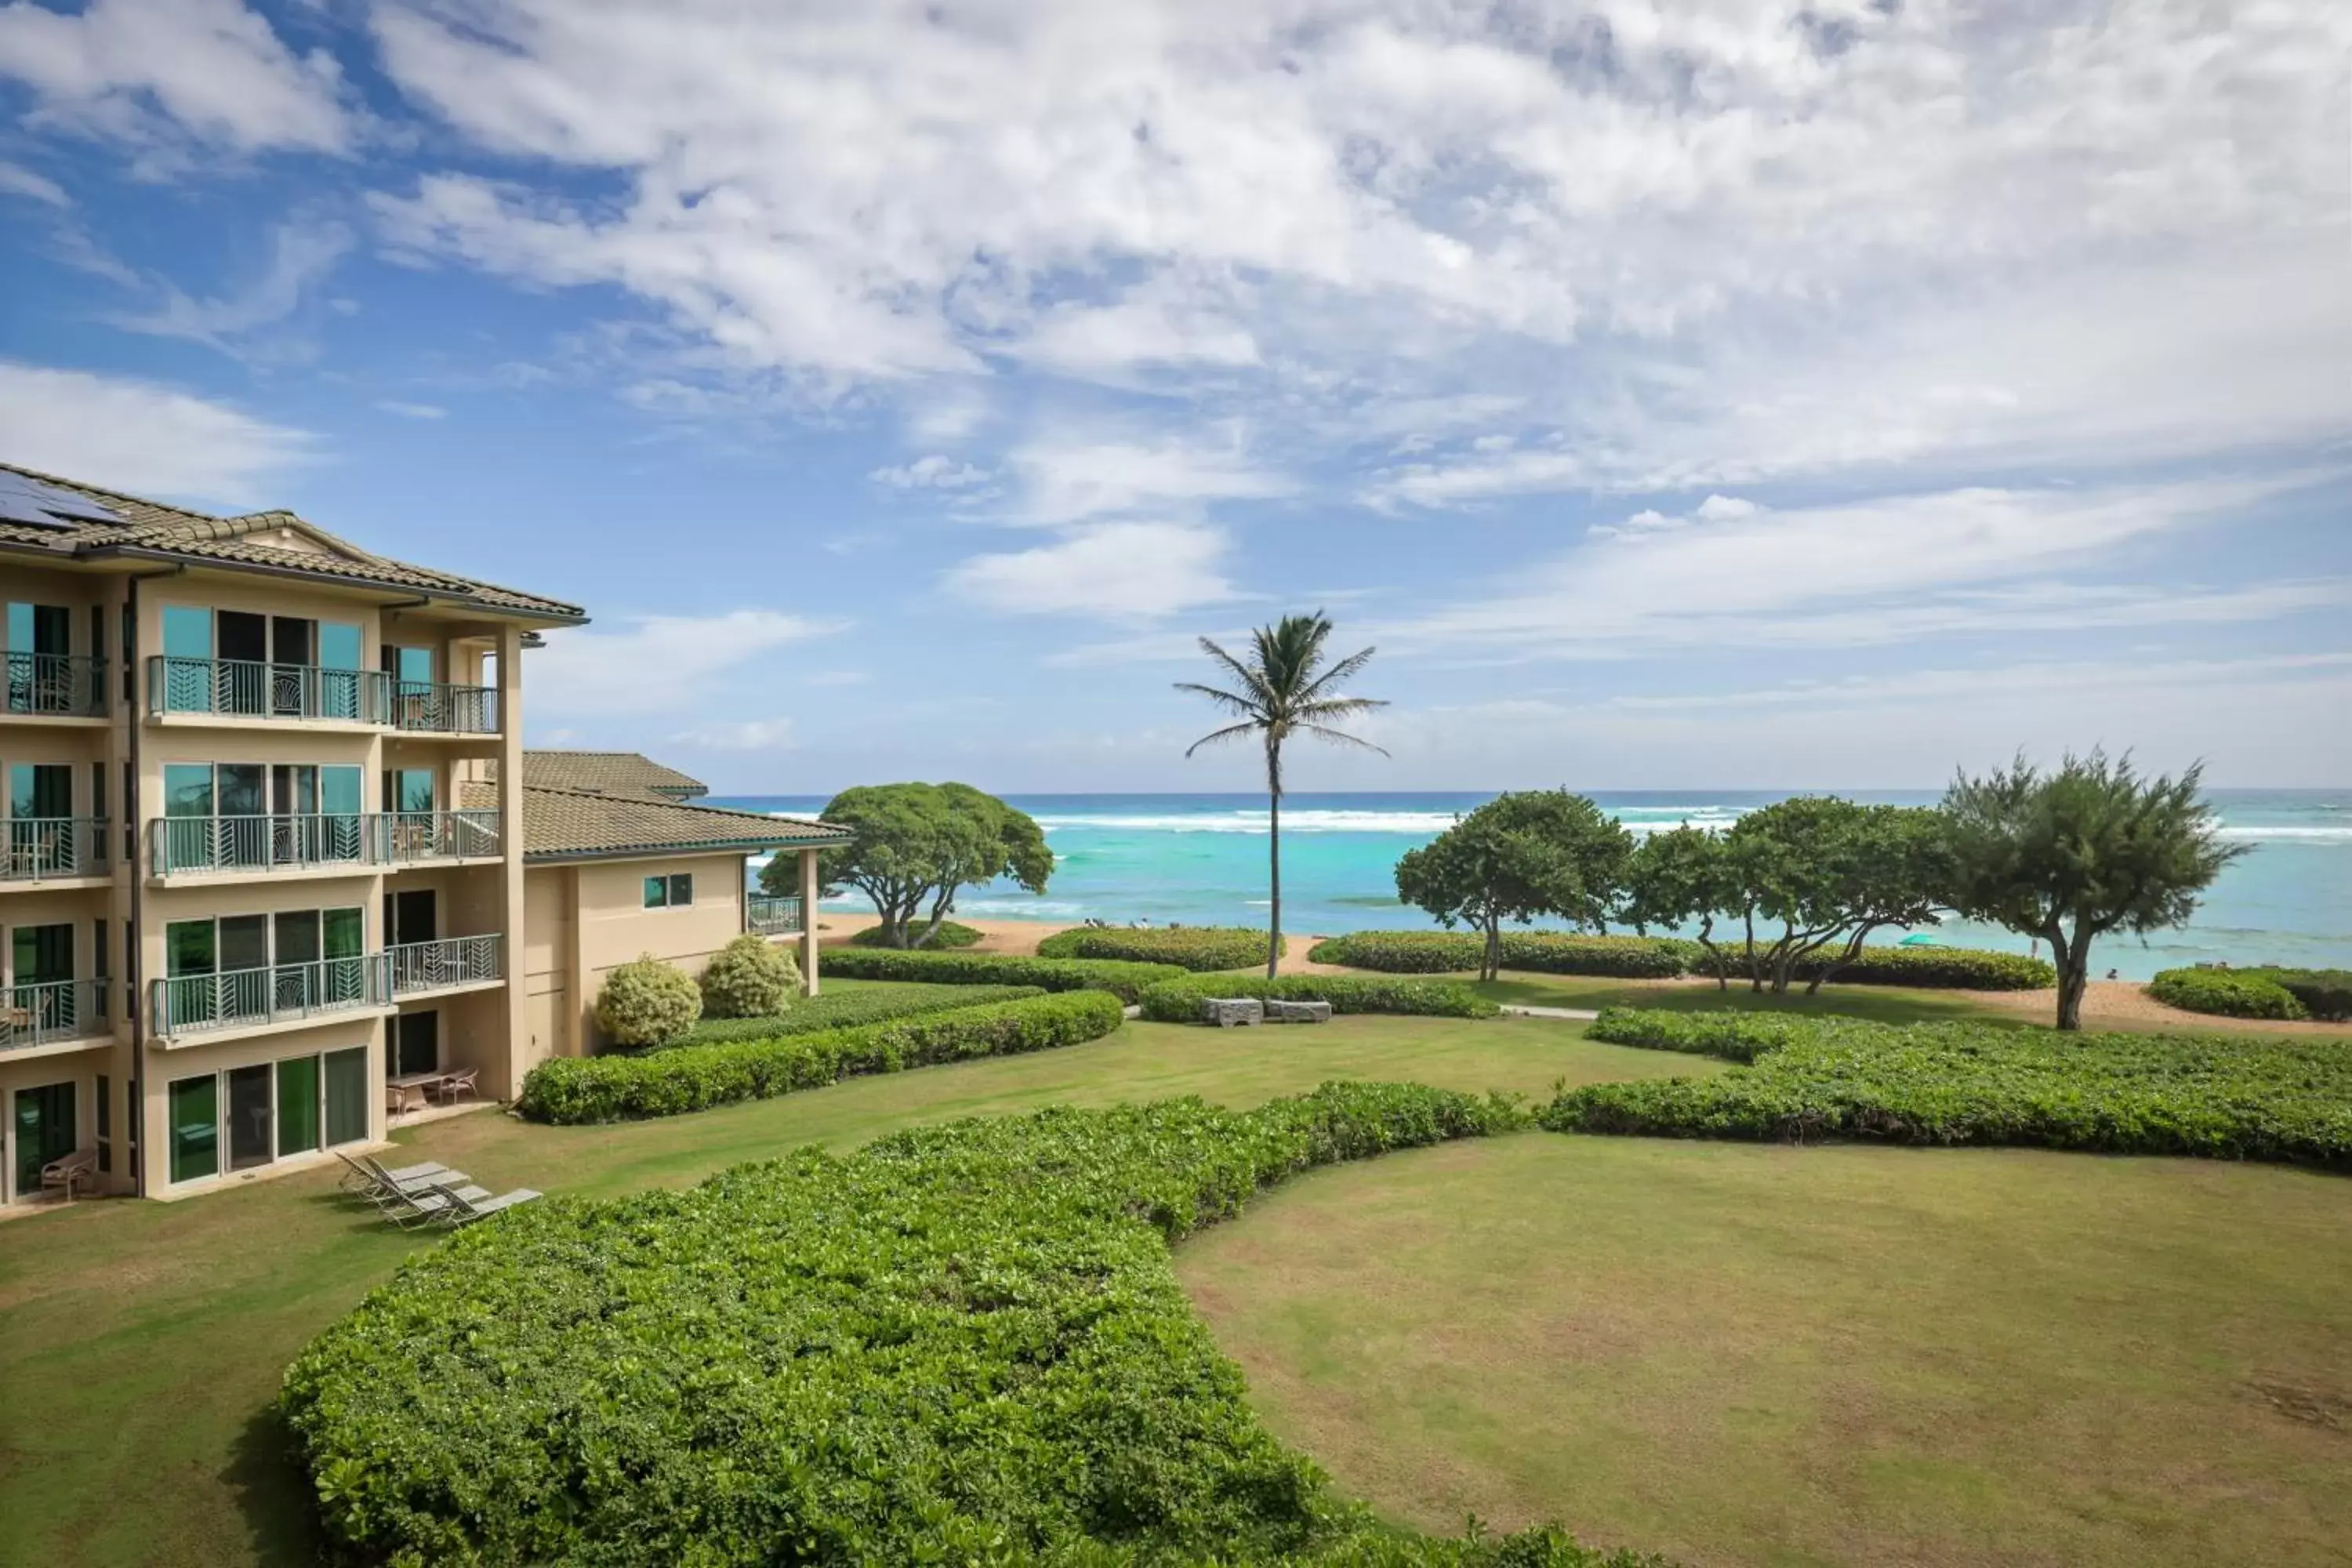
[1704,798,1952,994]
[1395,790,1635,980]
[1619,824,1740,988]
[1944,751,2246,1030]
[767,782,1051,949]
[1178,612,1385,980]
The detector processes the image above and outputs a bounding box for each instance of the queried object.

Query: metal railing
[378,809,501,864]
[387,680,498,735]
[747,894,804,936]
[150,814,368,877]
[4,817,107,880]
[147,655,383,723]
[5,652,108,717]
[1,978,109,1052]
[149,957,376,1037]
[382,935,503,998]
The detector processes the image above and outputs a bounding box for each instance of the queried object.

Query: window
[277,1056,320,1157]
[96,1073,111,1174]
[323,1047,368,1146]
[90,760,106,823]
[161,605,212,659]
[643,873,694,909]
[168,1074,219,1184]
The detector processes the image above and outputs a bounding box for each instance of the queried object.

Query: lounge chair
[382,1180,498,1230]
[337,1151,471,1212]
[41,1146,99,1200]
[420,1181,542,1227]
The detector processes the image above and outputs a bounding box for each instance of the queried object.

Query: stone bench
[1264,999,1333,1024]
[1200,997,1265,1027]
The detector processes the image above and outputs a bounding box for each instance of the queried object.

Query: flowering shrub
[697,933,800,1018]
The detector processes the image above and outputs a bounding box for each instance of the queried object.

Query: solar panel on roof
[0,471,122,528]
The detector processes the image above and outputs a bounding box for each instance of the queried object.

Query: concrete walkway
[1498,1003,1602,1021]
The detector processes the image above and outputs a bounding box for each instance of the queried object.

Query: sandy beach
[815,912,2343,1034]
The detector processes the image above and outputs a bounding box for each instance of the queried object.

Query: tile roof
[0,460,584,622]
[461,779,848,861]
[513,750,709,799]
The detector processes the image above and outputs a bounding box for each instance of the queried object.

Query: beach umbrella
[1898,933,1940,947]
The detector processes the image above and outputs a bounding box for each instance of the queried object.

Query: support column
[799,846,820,996]
[493,625,530,1097]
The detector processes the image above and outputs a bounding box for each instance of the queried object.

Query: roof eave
[77,542,589,626]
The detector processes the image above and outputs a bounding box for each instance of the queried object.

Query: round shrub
[2147,967,2308,1021]
[593,953,702,1046]
[848,918,983,949]
[699,933,801,1018]
[1036,925,1281,971]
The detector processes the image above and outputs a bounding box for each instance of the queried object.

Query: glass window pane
[169,1075,219,1184]
[670,874,693,906]
[215,764,263,818]
[320,766,362,815]
[163,764,214,818]
[323,907,364,960]
[277,1056,320,1156]
[318,622,361,670]
[396,647,434,684]
[323,1047,368,1146]
[397,770,435,812]
[643,876,666,909]
[162,606,212,659]
[227,1065,272,1170]
[165,920,216,978]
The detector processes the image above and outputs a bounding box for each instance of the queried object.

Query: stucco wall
[557,851,748,1054]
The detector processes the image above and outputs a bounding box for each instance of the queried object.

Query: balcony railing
[387,680,498,735]
[5,652,108,717]
[4,817,108,880]
[747,894,804,936]
[379,809,501,864]
[382,935,503,998]
[149,957,376,1038]
[150,814,368,877]
[1,978,109,1052]
[148,655,383,724]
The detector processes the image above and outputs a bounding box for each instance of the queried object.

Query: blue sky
[2,0,2347,793]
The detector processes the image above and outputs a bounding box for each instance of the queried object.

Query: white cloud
[0,0,350,154]
[0,360,313,506]
[1384,474,2340,658]
[946,521,1240,617]
[110,222,351,349]
[1007,434,1291,524]
[0,160,67,205]
[671,716,795,751]
[869,454,989,490]
[528,610,844,717]
[376,401,446,420]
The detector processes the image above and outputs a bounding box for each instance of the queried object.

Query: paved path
[1498,1003,1602,1021]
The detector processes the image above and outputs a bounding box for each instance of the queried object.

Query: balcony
[379,809,501,866]
[2,978,110,1056]
[147,811,505,880]
[383,935,503,1000]
[5,652,108,720]
[148,655,383,725]
[3,818,109,883]
[149,957,378,1041]
[747,894,804,936]
[144,657,502,736]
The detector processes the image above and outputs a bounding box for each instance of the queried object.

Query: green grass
[0,1013,1691,1568]
[1178,1134,2352,1568]
[1472,971,2012,1025]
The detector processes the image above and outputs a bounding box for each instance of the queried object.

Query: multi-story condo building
[0,463,844,1207]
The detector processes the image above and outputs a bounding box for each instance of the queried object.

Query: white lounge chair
[338,1151,471,1211]
[383,1180,499,1230]
[420,1181,542,1227]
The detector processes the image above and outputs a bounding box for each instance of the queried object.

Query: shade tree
[767,782,1051,949]
[1394,790,1635,980]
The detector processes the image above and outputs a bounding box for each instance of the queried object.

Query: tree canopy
[1394,790,1632,979]
[768,782,1052,949]
[1943,751,2245,1029]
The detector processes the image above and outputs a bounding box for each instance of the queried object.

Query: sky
[2,0,2347,794]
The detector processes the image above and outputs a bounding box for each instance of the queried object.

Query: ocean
[713,789,2352,982]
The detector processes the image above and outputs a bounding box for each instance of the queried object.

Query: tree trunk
[1265,782,1283,982]
[1744,908,1762,993]
[1483,915,1501,983]
[1697,916,1729,991]
[2054,925,2089,1031]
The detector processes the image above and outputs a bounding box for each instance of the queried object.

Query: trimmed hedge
[1307,930,1693,978]
[2268,967,2352,1022]
[1037,924,1283,971]
[1305,929,2056,990]
[1138,973,1500,1022]
[281,1083,1670,1566]
[2148,967,2308,1021]
[663,982,1044,1049]
[516,991,1125,1123]
[819,946,1185,1003]
[1546,1008,2352,1167]
[847,918,984,949]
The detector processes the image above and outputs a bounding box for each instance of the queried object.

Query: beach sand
[813,913,2342,1033]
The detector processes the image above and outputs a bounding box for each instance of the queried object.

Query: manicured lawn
[0,1013,1691,1568]
[1179,1134,2352,1567]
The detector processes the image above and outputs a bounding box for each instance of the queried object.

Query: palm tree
[1177,612,1387,980]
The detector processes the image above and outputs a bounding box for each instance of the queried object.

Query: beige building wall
[523,851,751,1056]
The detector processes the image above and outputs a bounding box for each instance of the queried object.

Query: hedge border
[1036,925,1282,971]
[1137,973,1499,1022]
[819,946,1187,1003]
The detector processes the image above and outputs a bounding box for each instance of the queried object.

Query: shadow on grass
[227,1405,319,1568]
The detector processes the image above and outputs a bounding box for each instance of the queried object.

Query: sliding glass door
[11,1081,76,1200]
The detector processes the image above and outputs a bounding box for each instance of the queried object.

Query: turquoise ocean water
[716,790,2352,982]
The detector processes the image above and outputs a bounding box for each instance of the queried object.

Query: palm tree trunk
[1266,785,1283,981]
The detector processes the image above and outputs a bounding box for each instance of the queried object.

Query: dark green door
[13,1081,76,1199]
